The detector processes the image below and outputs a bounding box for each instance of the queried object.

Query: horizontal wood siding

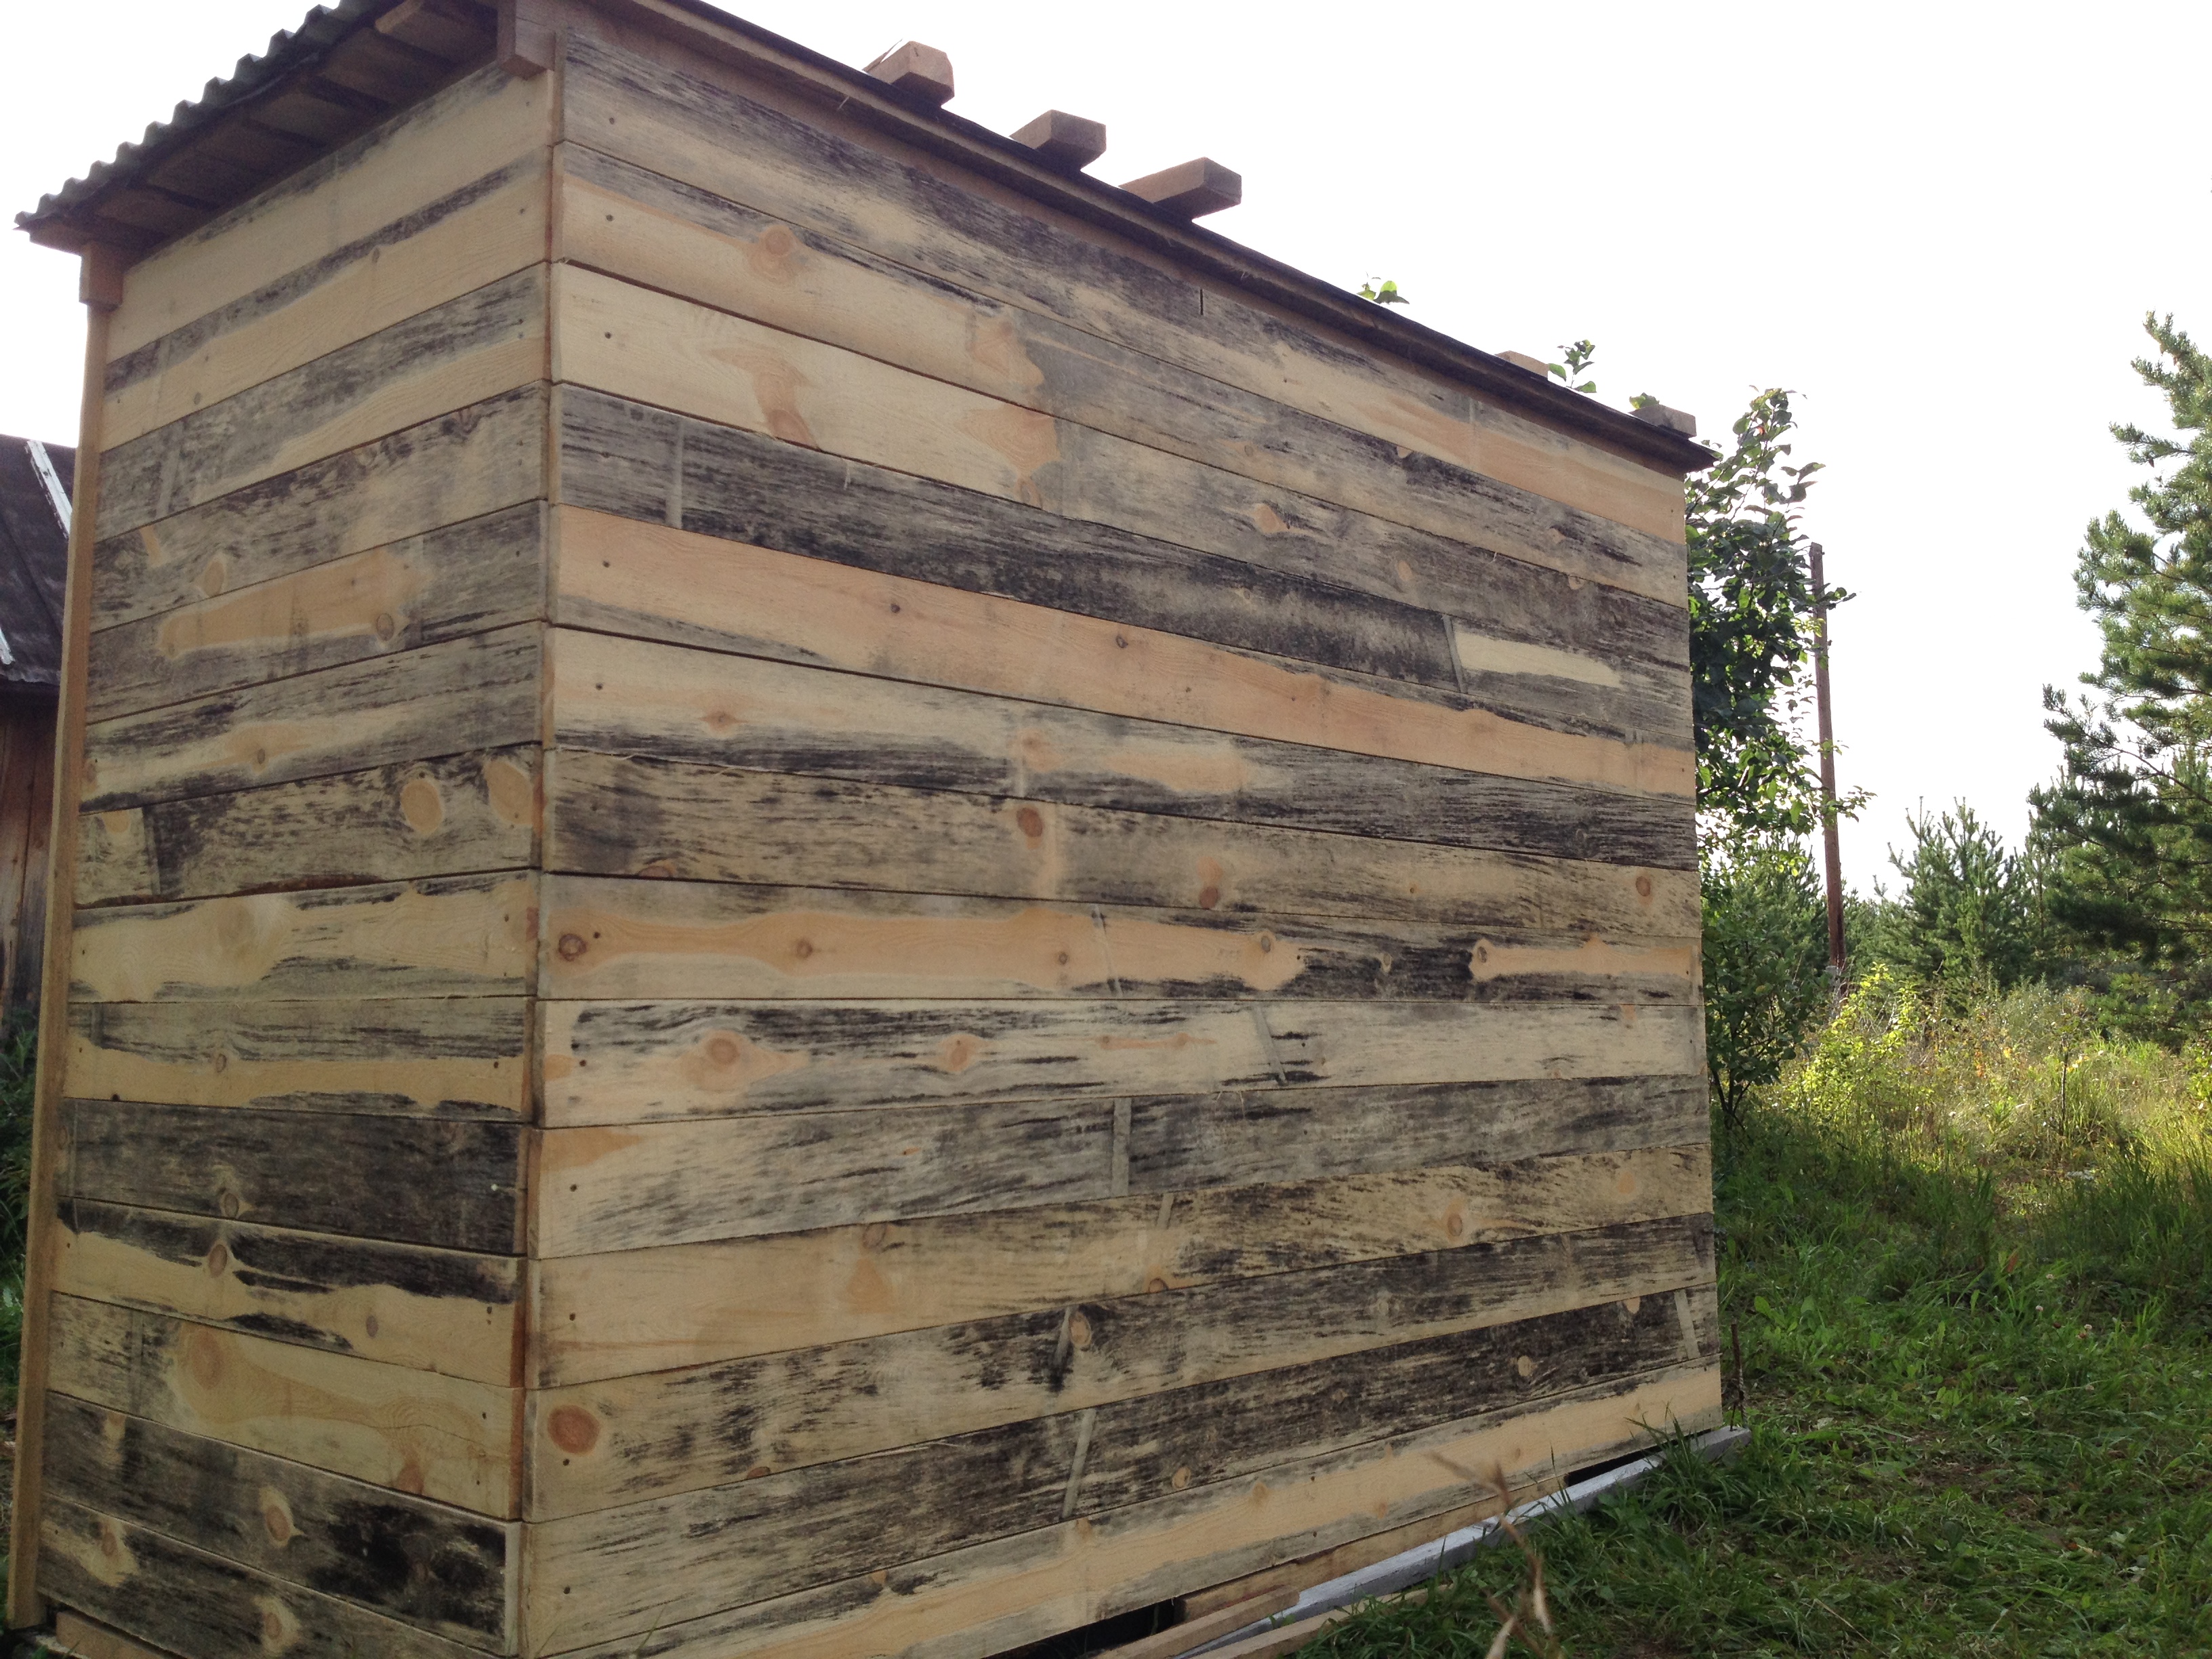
[38,66,554,1649]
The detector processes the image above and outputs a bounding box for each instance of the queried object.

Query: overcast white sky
[4,1,2207,891]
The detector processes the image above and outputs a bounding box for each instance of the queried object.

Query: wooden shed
[10,2,1719,1654]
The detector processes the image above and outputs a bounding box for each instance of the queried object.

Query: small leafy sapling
[1547,340,1597,393]
[1358,278,1408,305]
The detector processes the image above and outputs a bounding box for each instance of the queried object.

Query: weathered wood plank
[523,1290,1711,1645]
[528,1212,1712,1515]
[48,1298,518,1515]
[555,39,1689,554]
[547,630,1693,869]
[56,1202,519,1384]
[66,1101,525,1254]
[544,750,1697,935]
[107,157,549,451]
[533,1076,1702,1259]
[66,998,529,1116]
[41,1497,488,1659]
[550,287,1692,771]
[100,268,546,539]
[531,1145,1711,1380]
[554,147,1694,645]
[532,1366,1719,1659]
[88,504,546,723]
[1128,1076,1710,1191]
[535,1098,1115,1258]
[109,64,548,361]
[93,386,544,633]
[79,747,541,907]
[539,996,1700,1128]
[539,874,1696,1004]
[547,499,1689,778]
[71,875,533,1003]
[83,623,541,813]
[43,1395,514,1645]
[49,1611,178,1659]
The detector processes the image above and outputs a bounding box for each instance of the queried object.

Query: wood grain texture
[65,1101,525,1253]
[70,875,533,1003]
[41,1497,487,1659]
[552,146,1694,638]
[88,503,546,724]
[83,623,541,813]
[525,1366,1718,1659]
[1127,1076,1709,1191]
[48,1298,518,1515]
[523,1290,1711,1645]
[534,1097,1117,1258]
[538,874,1696,1004]
[106,157,549,451]
[544,751,1697,935]
[108,63,548,360]
[533,1076,1702,1258]
[42,1394,515,1646]
[555,39,1689,554]
[92,386,544,633]
[528,1212,1713,1515]
[531,1145,1712,1380]
[66,998,529,1116]
[546,500,1689,779]
[539,996,1699,1128]
[546,630,1693,869]
[79,747,541,907]
[49,1611,180,1659]
[100,268,546,540]
[550,282,1692,777]
[56,1201,518,1384]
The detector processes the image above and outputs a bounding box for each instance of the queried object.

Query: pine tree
[2032,314,2212,1029]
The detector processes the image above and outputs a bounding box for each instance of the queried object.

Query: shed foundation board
[13,3,1715,1655]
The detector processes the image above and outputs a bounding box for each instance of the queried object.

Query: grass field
[1314,979,2212,1658]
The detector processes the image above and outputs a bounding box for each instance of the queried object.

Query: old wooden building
[0,436,72,1016]
[11,1,1718,1655]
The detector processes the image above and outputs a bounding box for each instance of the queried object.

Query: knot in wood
[558,933,590,961]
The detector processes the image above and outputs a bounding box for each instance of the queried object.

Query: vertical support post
[1808,540,1845,979]
[8,241,126,1630]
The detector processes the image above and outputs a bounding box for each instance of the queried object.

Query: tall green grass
[1309,979,2212,1657]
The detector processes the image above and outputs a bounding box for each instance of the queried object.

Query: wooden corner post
[8,240,127,1631]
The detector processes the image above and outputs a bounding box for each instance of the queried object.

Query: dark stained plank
[551,630,1695,869]
[535,1097,1118,1256]
[87,503,546,723]
[525,1289,1712,1645]
[530,1212,1714,1514]
[91,386,544,633]
[41,1497,485,1659]
[66,1099,525,1253]
[98,267,546,539]
[557,389,1692,752]
[42,1395,514,1646]
[83,623,541,813]
[544,750,1698,937]
[1130,1076,1712,1191]
[79,746,541,907]
[66,996,529,1117]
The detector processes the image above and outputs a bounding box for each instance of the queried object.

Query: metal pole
[1808,541,1845,977]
